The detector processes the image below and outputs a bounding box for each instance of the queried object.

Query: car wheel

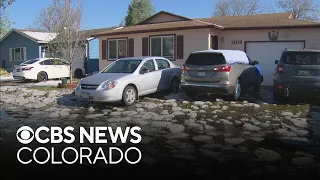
[122,86,137,106]
[169,77,180,94]
[37,72,48,82]
[74,69,83,79]
[229,79,241,101]
[185,91,198,100]
[253,78,261,93]
[273,92,285,102]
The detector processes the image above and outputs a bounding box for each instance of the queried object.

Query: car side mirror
[275,60,279,64]
[139,68,149,74]
[253,61,259,65]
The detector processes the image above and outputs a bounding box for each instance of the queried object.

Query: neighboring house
[0,29,57,71]
[91,11,320,86]
[0,27,116,75]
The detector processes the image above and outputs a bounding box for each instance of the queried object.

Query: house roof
[91,11,320,37]
[198,13,320,30]
[92,17,222,37]
[0,29,58,43]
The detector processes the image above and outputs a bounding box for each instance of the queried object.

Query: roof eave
[224,24,320,30]
[91,25,223,37]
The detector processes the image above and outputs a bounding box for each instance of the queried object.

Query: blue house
[81,27,116,74]
[0,27,116,74]
[0,29,58,71]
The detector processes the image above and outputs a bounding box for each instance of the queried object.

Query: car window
[186,53,226,65]
[141,60,155,72]
[102,59,142,73]
[21,59,40,65]
[52,59,69,65]
[156,59,170,70]
[281,52,320,65]
[40,60,52,65]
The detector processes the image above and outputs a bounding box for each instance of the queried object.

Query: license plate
[81,92,90,99]
[298,70,310,76]
[197,72,206,77]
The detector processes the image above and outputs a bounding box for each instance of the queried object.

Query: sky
[5,0,317,30]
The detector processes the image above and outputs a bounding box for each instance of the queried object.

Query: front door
[211,35,219,50]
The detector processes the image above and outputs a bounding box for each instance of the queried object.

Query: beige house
[92,11,320,86]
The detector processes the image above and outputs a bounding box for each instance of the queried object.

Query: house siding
[0,31,40,70]
[219,28,320,51]
[99,28,214,70]
[87,38,100,73]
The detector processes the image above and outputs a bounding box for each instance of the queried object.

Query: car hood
[80,73,129,85]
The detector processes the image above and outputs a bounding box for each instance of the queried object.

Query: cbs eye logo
[16,126,34,144]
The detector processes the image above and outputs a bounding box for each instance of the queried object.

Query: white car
[75,56,181,106]
[12,58,85,81]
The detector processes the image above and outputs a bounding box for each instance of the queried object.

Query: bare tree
[213,0,267,16]
[35,0,86,84]
[277,0,319,21]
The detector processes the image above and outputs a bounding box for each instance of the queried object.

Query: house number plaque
[231,40,242,44]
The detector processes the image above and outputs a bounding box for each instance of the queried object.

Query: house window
[150,36,174,60]
[108,39,127,60]
[9,47,26,61]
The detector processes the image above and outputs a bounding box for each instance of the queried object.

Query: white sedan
[75,56,181,106]
[12,58,85,81]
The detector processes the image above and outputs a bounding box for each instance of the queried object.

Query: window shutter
[128,38,134,57]
[9,48,12,61]
[177,35,184,59]
[142,37,149,56]
[102,40,107,60]
[23,47,27,60]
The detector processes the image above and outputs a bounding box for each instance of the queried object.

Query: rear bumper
[181,82,234,95]
[274,82,320,99]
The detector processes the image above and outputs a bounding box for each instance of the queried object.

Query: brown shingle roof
[91,12,320,37]
[92,20,220,37]
[198,13,320,30]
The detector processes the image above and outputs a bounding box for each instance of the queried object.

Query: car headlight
[101,81,118,90]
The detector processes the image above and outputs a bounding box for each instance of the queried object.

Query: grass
[27,86,59,91]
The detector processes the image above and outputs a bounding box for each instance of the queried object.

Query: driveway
[0,85,319,179]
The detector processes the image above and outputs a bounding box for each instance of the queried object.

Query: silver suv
[181,49,263,100]
[273,49,320,101]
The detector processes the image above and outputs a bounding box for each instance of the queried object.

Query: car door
[155,59,172,91]
[134,59,159,95]
[39,59,55,79]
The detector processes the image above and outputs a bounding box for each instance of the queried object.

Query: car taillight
[181,65,190,71]
[22,67,33,71]
[277,65,285,73]
[213,65,231,72]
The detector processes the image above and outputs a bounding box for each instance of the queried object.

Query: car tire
[253,78,261,93]
[169,77,180,94]
[185,91,198,100]
[74,69,83,79]
[273,92,285,102]
[229,79,241,101]
[37,72,48,82]
[122,86,137,106]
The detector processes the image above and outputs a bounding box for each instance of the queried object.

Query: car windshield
[185,53,226,65]
[21,59,40,65]
[282,52,320,65]
[102,59,142,73]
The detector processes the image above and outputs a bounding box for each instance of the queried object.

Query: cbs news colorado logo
[16,126,142,165]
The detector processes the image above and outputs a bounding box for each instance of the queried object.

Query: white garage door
[246,42,304,86]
